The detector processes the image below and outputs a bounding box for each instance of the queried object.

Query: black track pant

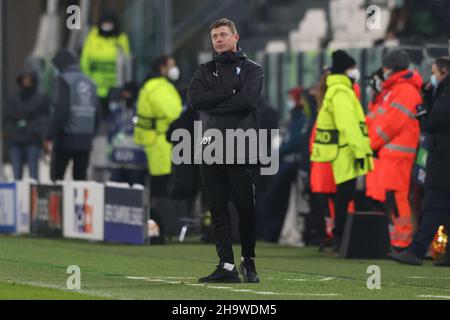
[51,150,90,181]
[333,178,357,238]
[200,164,256,264]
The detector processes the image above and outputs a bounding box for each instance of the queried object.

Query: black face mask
[20,85,37,99]
[125,97,135,109]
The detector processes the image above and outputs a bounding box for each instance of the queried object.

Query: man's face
[21,75,34,88]
[211,26,239,54]
[160,58,176,77]
[432,63,448,82]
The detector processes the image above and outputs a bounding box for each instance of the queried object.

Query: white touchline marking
[231,289,253,292]
[254,292,279,295]
[284,277,335,282]
[418,295,450,299]
[126,276,341,297]
[186,284,205,287]
[126,276,194,280]
[152,277,195,279]
[285,278,308,282]
[319,277,335,281]
[409,276,450,280]
[292,293,340,296]
[3,280,116,299]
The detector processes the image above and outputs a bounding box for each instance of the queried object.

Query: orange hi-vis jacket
[366,88,389,202]
[368,70,423,192]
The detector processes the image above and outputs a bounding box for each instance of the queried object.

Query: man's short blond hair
[210,18,238,34]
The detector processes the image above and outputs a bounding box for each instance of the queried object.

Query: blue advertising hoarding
[104,185,145,245]
[0,183,17,233]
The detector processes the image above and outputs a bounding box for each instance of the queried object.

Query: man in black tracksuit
[46,49,100,181]
[390,57,450,266]
[188,18,264,283]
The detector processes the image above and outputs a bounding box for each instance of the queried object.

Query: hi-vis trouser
[386,190,414,248]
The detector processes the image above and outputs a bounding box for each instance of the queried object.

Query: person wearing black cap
[367,50,423,250]
[311,50,373,253]
[46,49,100,181]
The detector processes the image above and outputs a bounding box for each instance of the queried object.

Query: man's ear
[234,33,240,43]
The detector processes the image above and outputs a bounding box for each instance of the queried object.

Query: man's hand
[354,158,365,171]
[416,104,428,119]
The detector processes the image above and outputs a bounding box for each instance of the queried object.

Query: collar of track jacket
[213,47,247,63]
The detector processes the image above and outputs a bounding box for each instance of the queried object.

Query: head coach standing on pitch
[188,18,264,283]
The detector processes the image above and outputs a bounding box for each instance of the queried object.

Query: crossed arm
[188,65,264,115]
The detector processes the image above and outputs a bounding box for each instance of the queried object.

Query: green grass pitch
[0,235,449,300]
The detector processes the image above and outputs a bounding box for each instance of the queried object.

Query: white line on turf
[126,276,195,280]
[418,295,450,299]
[230,289,253,292]
[126,276,341,297]
[254,292,279,295]
[284,277,335,282]
[319,277,335,281]
[285,278,308,281]
[409,276,450,280]
[286,293,340,296]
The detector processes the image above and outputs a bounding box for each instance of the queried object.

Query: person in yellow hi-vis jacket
[81,12,131,117]
[134,55,182,197]
[311,50,373,252]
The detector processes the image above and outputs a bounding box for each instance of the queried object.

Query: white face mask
[383,70,392,81]
[101,22,115,32]
[286,100,296,111]
[430,74,439,88]
[347,68,361,82]
[375,78,383,92]
[168,66,180,82]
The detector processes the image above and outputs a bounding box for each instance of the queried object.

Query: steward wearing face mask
[134,55,182,182]
[367,50,423,250]
[81,12,131,114]
[365,68,388,204]
[311,50,373,251]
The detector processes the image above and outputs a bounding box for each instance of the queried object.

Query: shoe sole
[388,254,422,266]
[198,278,241,284]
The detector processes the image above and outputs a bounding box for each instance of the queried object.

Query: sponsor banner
[63,182,104,241]
[30,184,64,237]
[104,183,146,245]
[0,183,16,233]
[16,180,32,234]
